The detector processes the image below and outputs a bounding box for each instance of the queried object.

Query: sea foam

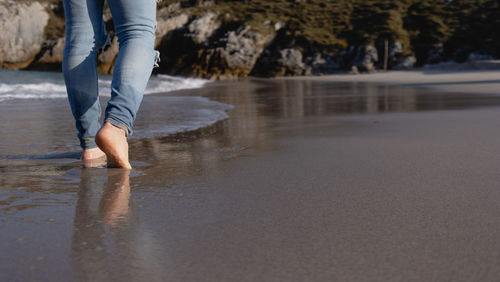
[0,70,208,102]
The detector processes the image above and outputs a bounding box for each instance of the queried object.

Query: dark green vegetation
[159,0,500,66]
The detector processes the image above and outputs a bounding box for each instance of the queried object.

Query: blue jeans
[62,0,157,149]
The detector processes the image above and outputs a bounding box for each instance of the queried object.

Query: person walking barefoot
[62,0,158,169]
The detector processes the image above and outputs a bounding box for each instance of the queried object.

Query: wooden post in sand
[384,39,389,71]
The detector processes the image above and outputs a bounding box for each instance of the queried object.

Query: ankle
[82,147,106,160]
[103,121,128,137]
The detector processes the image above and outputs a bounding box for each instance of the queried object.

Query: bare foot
[95,122,132,169]
[82,147,106,168]
[82,147,105,160]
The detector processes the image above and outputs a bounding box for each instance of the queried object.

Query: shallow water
[0,94,232,158]
[3,79,500,281]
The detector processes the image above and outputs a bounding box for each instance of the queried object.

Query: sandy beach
[290,69,500,95]
[3,70,500,281]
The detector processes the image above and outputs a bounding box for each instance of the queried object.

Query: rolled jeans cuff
[105,116,132,136]
[80,138,98,150]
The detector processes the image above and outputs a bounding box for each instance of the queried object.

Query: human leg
[96,0,157,168]
[103,0,157,134]
[62,0,107,154]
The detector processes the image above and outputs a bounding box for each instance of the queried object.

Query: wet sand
[3,76,500,281]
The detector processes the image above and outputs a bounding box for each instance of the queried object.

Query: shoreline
[280,69,500,95]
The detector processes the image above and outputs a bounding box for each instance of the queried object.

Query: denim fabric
[62,0,157,149]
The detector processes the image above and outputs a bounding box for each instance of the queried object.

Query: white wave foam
[0,70,208,102]
[97,74,207,96]
[146,75,208,94]
[0,82,67,102]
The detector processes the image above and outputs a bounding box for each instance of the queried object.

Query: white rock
[0,1,50,67]
[188,11,220,45]
[155,13,190,46]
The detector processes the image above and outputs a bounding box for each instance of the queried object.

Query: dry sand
[2,70,500,281]
[290,69,500,95]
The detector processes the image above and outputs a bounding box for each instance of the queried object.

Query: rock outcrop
[305,53,340,75]
[157,11,274,79]
[252,48,306,77]
[155,12,189,46]
[97,36,119,74]
[37,38,65,66]
[351,45,379,72]
[0,1,400,78]
[0,1,50,69]
[211,26,271,78]
[2,0,498,78]
[187,11,220,45]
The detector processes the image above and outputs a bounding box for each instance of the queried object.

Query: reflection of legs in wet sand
[99,168,131,226]
[73,168,131,231]
[71,168,131,280]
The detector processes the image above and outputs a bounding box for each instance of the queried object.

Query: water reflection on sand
[71,169,164,281]
[3,79,500,280]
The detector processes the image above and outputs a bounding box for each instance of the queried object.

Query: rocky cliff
[2,0,500,79]
[0,1,50,69]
